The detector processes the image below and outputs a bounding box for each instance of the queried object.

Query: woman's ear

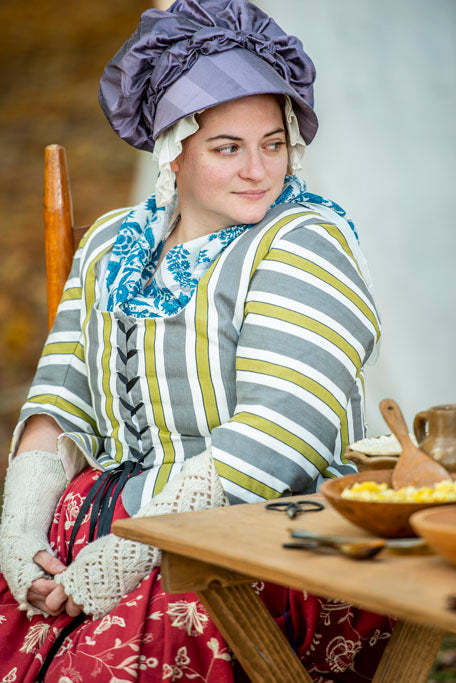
[170,155,181,173]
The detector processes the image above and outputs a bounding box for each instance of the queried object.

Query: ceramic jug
[413,404,456,472]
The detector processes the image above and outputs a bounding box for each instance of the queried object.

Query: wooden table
[113,496,456,682]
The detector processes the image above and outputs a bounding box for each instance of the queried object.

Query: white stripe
[346,392,355,448]
[205,260,231,423]
[235,403,333,462]
[38,354,86,376]
[245,313,357,375]
[236,370,340,428]
[230,210,313,330]
[92,309,110,434]
[140,467,160,507]
[79,213,125,318]
[237,345,346,407]
[219,477,265,503]
[333,428,342,464]
[28,384,94,416]
[137,321,165,466]
[245,290,365,361]
[21,402,92,432]
[47,330,81,344]
[63,277,80,291]
[220,421,324,474]
[212,446,289,491]
[300,204,376,297]
[108,318,126,462]
[155,322,185,462]
[184,298,209,434]
[56,299,82,313]
[257,260,377,337]
[279,238,376,315]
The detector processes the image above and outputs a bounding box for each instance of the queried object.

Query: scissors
[265,499,324,519]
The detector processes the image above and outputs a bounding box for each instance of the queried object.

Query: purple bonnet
[99,0,318,152]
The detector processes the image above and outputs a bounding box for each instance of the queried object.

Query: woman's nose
[239,150,266,182]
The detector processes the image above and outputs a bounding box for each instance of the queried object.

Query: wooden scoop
[380,398,450,490]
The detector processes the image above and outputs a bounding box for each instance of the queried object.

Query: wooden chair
[43,144,89,330]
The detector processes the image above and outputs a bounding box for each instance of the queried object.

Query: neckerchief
[105,175,357,318]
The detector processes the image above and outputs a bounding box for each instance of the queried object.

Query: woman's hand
[28,550,83,617]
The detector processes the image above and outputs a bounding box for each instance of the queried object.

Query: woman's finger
[28,577,56,597]
[27,578,66,615]
[33,550,66,576]
[45,584,68,613]
[65,595,83,618]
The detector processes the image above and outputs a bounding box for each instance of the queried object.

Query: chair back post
[43,144,74,330]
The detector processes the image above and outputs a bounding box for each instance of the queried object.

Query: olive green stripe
[192,212,315,427]
[27,394,97,430]
[214,460,281,500]
[236,358,348,449]
[82,243,113,328]
[321,468,337,479]
[249,211,311,278]
[244,301,362,370]
[143,322,176,495]
[316,222,355,263]
[78,209,130,249]
[152,463,174,497]
[61,287,82,302]
[267,249,380,341]
[42,341,85,362]
[231,411,328,471]
[194,260,221,430]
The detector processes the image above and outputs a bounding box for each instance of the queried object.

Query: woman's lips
[233,190,267,201]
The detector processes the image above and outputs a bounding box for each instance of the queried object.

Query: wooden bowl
[320,470,453,538]
[410,505,456,566]
[344,448,399,471]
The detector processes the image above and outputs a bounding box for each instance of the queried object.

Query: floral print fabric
[0,469,393,682]
[105,175,357,318]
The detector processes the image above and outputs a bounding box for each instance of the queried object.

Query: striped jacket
[14,201,380,513]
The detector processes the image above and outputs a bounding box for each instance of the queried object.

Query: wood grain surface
[113,495,456,633]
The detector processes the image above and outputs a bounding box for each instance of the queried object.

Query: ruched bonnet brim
[99,0,319,152]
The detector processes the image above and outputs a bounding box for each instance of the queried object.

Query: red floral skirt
[0,468,394,682]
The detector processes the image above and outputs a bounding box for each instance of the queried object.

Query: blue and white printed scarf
[105,174,357,318]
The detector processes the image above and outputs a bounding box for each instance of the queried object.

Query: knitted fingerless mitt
[55,449,228,619]
[0,451,67,616]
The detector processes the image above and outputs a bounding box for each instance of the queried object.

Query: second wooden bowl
[320,470,453,538]
[410,505,456,566]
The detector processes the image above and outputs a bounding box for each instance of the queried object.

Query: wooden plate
[344,448,399,471]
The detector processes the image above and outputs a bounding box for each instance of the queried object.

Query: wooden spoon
[380,398,450,489]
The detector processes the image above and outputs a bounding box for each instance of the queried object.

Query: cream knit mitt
[54,449,228,619]
[0,450,67,616]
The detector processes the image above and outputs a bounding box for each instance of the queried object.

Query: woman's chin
[229,204,271,227]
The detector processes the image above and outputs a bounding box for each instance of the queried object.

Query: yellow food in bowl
[341,479,456,503]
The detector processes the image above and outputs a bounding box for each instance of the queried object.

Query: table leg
[372,619,445,683]
[161,551,312,683]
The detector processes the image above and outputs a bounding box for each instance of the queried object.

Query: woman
[0,1,393,680]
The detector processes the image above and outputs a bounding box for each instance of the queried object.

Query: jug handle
[414,411,428,444]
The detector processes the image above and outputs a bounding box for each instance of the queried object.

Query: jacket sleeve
[10,242,99,477]
[210,218,381,504]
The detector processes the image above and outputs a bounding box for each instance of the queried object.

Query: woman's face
[172,94,288,233]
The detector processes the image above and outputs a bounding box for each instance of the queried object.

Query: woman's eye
[215,144,239,155]
[265,141,286,152]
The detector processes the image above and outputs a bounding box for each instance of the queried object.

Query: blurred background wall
[1,0,455,477]
[0,0,153,477]
[256,0,456,435]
